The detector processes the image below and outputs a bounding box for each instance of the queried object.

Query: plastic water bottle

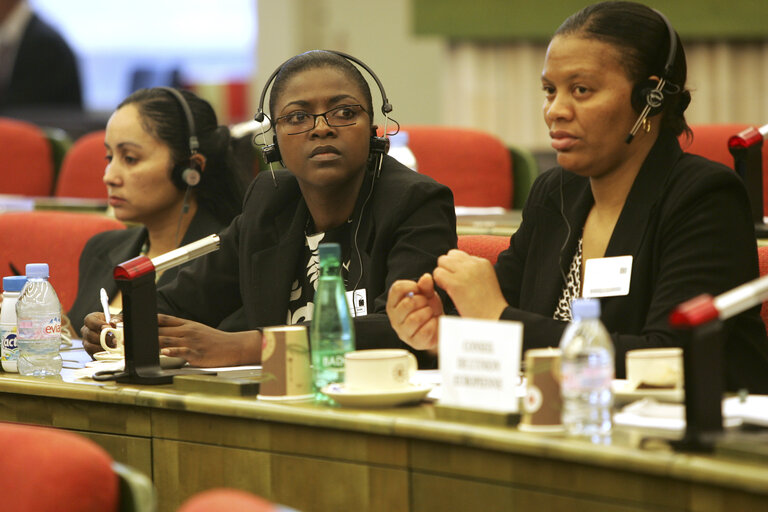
[388,131,418,171]
[310,243,355,400]
[16,264,62,377]
[559,298,614,438]
[0,275,27,372]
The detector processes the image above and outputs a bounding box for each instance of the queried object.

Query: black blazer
[156,156,457,366]
[496,132,768,393]
[69,207,226,333]
[1,14,81,108]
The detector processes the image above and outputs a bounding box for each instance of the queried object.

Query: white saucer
[612,379,684,405]
[321,383,432,408]
[93,351,122,361]
[91,352,187,369]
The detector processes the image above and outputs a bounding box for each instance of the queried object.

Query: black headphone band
[158,86,199,157]
[253,50,393,125]
[157,87,203,187]
[655,8,678,83]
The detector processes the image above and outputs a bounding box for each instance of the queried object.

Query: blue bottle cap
[571,298,601,320]
[25,263,49,279]
[2,275,26,292]
[318,243,340,260]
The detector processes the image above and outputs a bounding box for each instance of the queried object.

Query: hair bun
[677,90,691,114]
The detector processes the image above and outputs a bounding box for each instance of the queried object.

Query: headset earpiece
[262,134,283,164]
[632,78,666,117]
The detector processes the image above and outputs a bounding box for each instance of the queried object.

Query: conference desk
[0,366,767,512]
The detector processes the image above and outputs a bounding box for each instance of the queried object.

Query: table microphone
[114,234,220,280]
[728,123,768,150]
[669,273,768,328]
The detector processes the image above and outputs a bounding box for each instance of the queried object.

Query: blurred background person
[0,0,81,110]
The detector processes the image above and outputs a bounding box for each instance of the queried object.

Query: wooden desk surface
[0,365,767,512]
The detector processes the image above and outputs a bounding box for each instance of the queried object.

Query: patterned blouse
[553,237,583,322]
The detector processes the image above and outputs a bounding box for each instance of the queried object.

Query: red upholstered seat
[682,124,768,216]
[178,488,281,512]
[457,234,509,265]
[55,130,108,199]
[0,117,54,196]
[0,422,119,512]
[0,211,125,311]
[758,246,768,335]
[393,125,513,208]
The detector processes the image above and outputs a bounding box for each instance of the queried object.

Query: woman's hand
[157,314,261,367]
[433,249,508,320]
[386,273,443,351]
[80,312,121,357]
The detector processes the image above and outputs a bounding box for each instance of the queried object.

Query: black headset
[626,9,680,143]
[253,50,392,167]
[158,86,204,188]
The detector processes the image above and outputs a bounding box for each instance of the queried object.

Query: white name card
[438,316,522,412]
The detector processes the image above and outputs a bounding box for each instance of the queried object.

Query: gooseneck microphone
[728,123,768,151]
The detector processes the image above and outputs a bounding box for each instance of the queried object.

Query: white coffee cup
[626,347,683,390]
[100,322,124,354]
[344,349,417,392]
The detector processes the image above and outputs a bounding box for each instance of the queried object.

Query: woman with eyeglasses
[387,1,768,393]
[80,50,456,367]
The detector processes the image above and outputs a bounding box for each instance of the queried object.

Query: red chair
[55,130,107,199]
[0,422,119,511]
[682,124,768,216]
[0,211,125,311]
[758,246,768,335]
[458,234,509,265]
[177,488,287,512]
[392,125,513,208]
[0,117,54,196]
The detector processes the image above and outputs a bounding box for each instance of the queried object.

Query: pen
[100,288,111,324]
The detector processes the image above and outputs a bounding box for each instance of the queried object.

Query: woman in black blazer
[70,88,247,334]
[80,51,457,367]
[387,1,768,393]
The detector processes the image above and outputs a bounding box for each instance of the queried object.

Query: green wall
[413,0,768,41]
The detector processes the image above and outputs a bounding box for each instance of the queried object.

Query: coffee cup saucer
[321,382,432,408]
[90,353,187,370]
[93,351,123,361]
[612,379,684,406]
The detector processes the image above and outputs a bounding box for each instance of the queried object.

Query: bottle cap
[318,243,341,260]
[2,275,26,292]
[25,263,49,279]
[571,298,600,320]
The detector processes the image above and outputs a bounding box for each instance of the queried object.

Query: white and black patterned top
[286,222,352,325]
[553,237,582,322]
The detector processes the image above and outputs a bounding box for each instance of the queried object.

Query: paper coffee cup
[626,347,683,390]
[258,326,313,401]
[519,348,564,433]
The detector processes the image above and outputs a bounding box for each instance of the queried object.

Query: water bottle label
[321,353,345,369]
[17,317,61,340]
[561,364,613,393]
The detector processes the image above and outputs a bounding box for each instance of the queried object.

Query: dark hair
[555,1,692,138]
[267,50,374,125]
[118,88,247,224]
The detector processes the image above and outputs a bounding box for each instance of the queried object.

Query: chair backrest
[55,130,107,199]
[398,125,513,208]
[509,144,539,208]
[0,211,125,311]
[757,246,768,335]
[0,117,54,196]
[682,124,768,215]
[0,422,119,512]
[458,234,509,265]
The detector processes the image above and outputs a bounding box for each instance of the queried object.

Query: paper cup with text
[626,347,683,390]
[99,322,124,354]
[344,349,417,392]
[258,326,313,402]
[519,348,564,433]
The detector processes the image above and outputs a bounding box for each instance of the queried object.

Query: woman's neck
[301,172,366,233]
[143,199,198,258]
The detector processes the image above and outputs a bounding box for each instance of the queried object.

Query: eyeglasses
[274,104,368,135]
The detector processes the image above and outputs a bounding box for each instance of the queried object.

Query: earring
[642,118,651,133]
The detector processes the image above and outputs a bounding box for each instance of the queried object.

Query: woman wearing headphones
[80,50,457,367]
[387,1,768,393]
[69,87,248,334]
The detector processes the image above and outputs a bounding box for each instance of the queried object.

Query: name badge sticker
[583,255,633,298]
[346,289,367,317]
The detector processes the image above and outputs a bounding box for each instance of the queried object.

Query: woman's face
[103,104,185,225]
[541,35,643,178]
[271,66,374,192]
